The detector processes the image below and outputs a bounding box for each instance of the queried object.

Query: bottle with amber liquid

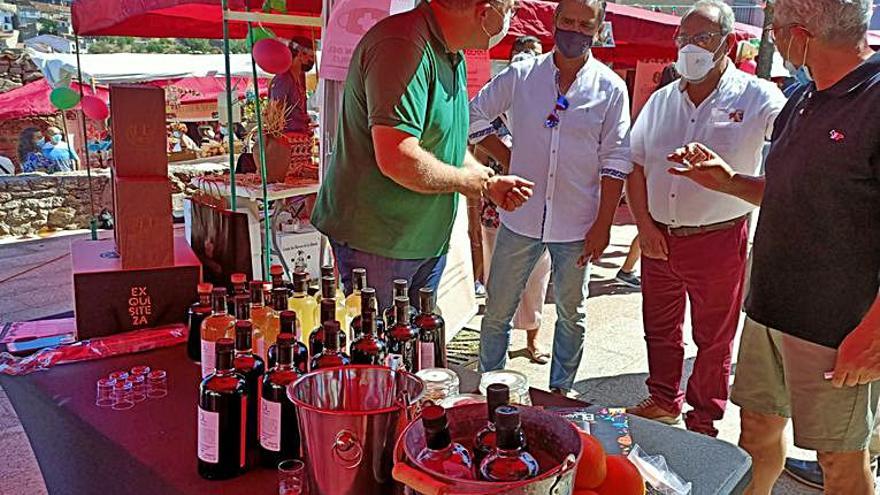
[414,287,446,369]
[228,272,248,313]
[249,281,272,360]
[198,338,248,480]
[313,275,348,338]
[310,321,350,370]
[232,321,265,469]
[263,287,288,353]
[344,268,367,322]
[417,405,475,480]
[350,287,385,339]
[313,265,336,304]
[187,282,213,363]
[268,311,309,373]
[474,384,526,461]
[309,299,348,357]
[260,333,301,468]
[383,279,417,327]
[479,406,539,482]
[201,287,236,378]
[386,296,420,372]
[350,309,387,365]
[287,270,317,339]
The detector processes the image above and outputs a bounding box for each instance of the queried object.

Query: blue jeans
[479,225,590,391]
[330,240,447,312]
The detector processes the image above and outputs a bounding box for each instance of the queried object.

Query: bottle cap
[280,310,298,332]
[321,265,334,279]
[235,320,253,350]
[293,270,309,292]
[486,383,510,421]
[494,405,520,430]
[231,273,247,285]
[197,283,213,294]
[421,405,448,431]
[270,264,284,277]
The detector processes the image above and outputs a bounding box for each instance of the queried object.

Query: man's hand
[667,143,736,193]
[832,324,880,388]
[577,223,611,268]
[485,175,534,211]
[639,223,669,260]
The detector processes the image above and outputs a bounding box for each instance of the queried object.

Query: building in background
[16,1,72,40]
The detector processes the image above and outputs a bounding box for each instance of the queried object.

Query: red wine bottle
[269,264,287,291]
[414,287,446,369]
[350,287,385,339]
[198,338,248,480]
[386,296,420,372]
[350,308,387,365]
[187,283,213,362]
[268,310,309,374]
[228,272,248,314]
[232,321,265,469]
[479,406,539,482]
[474,384,526,461]
[260,333,301,468]
[416,405,475,480]
[383,279,417,326]
[310,321,351,370]
[309,299,347,357]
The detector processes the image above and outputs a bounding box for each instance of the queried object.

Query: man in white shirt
[625,0,786,436]
[472,0,632,395]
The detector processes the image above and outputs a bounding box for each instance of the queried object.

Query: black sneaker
[784,459,823,489]
[615,269,641,289]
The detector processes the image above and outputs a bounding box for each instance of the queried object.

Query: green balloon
[50,87,80,110]
[247,27,276,50]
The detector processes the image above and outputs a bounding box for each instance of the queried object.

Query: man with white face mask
[625,0,785,436]
[471,0,632,395]
[312,0,534,310]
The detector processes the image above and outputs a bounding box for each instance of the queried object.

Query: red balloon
[252,38,292,75]
[82,95,109,120]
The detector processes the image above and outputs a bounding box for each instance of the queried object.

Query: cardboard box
[270,228,322,281]
[110,84,168,178]
[113,176,174,269]
[72,237,202,340]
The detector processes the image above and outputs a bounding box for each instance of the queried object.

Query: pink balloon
[252,38,292,75]
[82,95,110,120]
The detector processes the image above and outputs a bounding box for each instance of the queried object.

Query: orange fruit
[595,455,645,495]
[574,430,607,489]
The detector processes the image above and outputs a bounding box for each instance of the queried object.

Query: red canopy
[72,0,321,39]
[491,0,761,68]
[147,76,269,104]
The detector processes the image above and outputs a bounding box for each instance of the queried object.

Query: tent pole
[74,34,98,241]
[245,16,271,280]
[221,0,237,208]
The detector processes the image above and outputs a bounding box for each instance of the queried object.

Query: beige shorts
[731,318,880,452]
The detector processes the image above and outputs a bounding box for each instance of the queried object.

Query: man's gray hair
[683,0,736,36]
[554,0,608,25]
[775,0,873,44]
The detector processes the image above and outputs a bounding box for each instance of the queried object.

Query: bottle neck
[199,294,211,307]
[395,304,409,323]
[323,327,338,353]
[276,344,293,367]
[393,284,407,299]
[495,426,523,451]
[419,293,434,315]
[425,428,452,451]
[216,351,234,371]
[212,295,228,314]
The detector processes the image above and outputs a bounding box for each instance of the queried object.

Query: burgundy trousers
[641,219,748,436]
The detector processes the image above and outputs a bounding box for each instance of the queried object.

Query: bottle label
[419,342,435,370]
[197,407,219,463]
[200,339,215,378]
[260,397,282,452]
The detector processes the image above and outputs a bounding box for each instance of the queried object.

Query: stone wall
[0,162,227,237]
[0,50,42,93]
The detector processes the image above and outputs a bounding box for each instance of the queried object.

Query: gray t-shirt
[746,52,880,348]
[269,71,310,134]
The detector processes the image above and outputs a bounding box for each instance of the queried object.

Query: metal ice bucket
[288,365,425,495]
[393,403,581,495]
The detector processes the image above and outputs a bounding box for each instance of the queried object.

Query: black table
[2,345,751,494]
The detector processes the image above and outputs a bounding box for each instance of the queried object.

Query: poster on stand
[464,49,491,98]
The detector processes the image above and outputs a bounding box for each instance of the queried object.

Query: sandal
[526,347,550,365]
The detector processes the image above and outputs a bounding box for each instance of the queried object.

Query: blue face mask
[51,134,62,144]
[554,28,593,59]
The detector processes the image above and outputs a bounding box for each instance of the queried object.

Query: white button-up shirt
[469,53,632,243]
[631,63,786,227]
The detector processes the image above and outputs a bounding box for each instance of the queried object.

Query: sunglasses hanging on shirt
[544,73,570,129]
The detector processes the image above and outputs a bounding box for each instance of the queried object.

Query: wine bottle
[313,275,348,339]
[383,279,417,327]
[345,268,367,321]
[313,265,336,304]
[232,321,265,469]
[474,384,526,461]
[310,321,351,370]
[479,406,539,482]
[198,338,248,480]
[414,287,446,369]
[260,333,301,468]
[416,405,475,480]
[187,282,213,363]
[350,287,385,339]
[309,298,348,357]
[269,310,309,374]
[269,264,287,291]
[201,287,235,378]
[228,272,248,314]
[288,270,317,340]
[350,308,387,365]
[386,296,420,372]
[249,280,272,362]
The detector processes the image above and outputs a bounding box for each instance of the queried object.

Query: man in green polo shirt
[312,0,534,310]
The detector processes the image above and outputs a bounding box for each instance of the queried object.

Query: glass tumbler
[126,374,147,402]
[278,459,307,495]
[146,370,168,399]
[111,380,134,411]
[96,378,116,407]
[130,365,151,378]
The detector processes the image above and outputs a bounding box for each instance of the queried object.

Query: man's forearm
[721,174,766,207]
[625,165,655,229]
[594,176,625,230]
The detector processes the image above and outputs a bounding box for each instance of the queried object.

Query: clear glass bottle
[288,270,317,338]
[310,321,350,370]
[479,406,539,482]
[416,405,475,480]
[345,267,367,322]
[349,308,387,365]
[386,296,420,372]
[414,287,446,370]
[200,287,235,378]
[474,383,526,461]
[198,338,248,480]
[187,282,213,363]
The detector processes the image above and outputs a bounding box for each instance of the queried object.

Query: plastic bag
[628,444,692,495]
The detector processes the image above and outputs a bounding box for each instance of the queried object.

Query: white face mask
[483,6,512,49]
[675,43,723,83]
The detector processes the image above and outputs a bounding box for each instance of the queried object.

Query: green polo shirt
[310,3,468,260]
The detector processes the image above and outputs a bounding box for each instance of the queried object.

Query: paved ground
[0,212,848,494]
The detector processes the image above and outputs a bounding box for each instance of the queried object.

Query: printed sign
[464,49,491,98]
[631,61,668,119]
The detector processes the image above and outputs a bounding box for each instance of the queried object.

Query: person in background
[42,126,79,172]
[18,127,53,174]
[472,0,632,395]
[625,0,786,437]
[474,35,552,365]
[174,123,199,151]
[311,0,534,311]
[667,0,878,489]
[0,154,14,175]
